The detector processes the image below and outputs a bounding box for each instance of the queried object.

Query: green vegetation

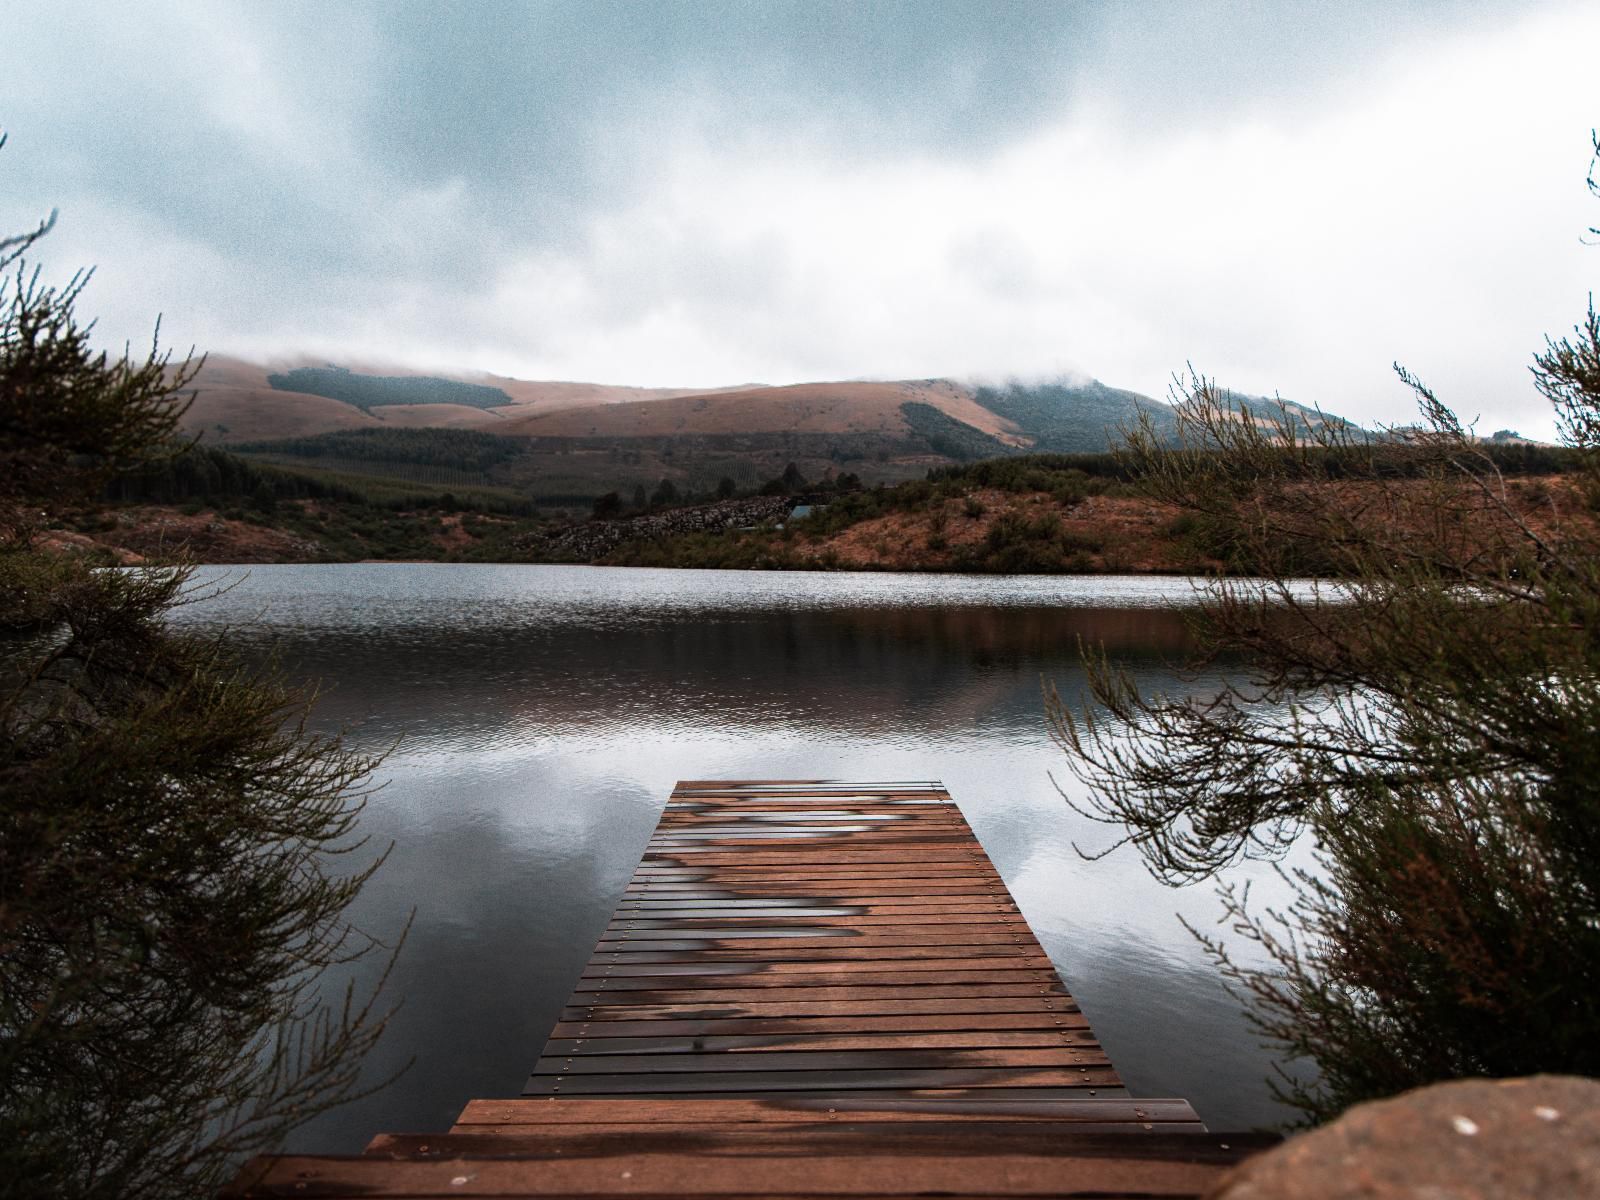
[86,436,545,562]
[237,426,527,472]
[1,178,393,1197]
[1049,137,1600,1125]
[222,456,536,512]
[89,427,1591,572]
[553,454,1139,573]
[898,401,1011,459]
[971,378,1388,457]
[108,442,367,506]
[801,454,1125,541]
[109,438,528,511]
[974,379,1176,452]
[231,428,537,509]
[267,365,511,411]
[953,509,1103,573]
[228,425,882,511]
[928,452,1129,488]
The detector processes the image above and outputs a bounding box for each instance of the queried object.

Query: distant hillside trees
[898,402,1011,460]
[267,365,512,411]
[926,452,1131,489]
[974,380,1177,453]
[236,427,526,472]
[107,443,366,506]
[234,427,531,492]
[754,462,810,496]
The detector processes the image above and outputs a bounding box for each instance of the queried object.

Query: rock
[518,496,794,560]
[38,529,145,564]
[1208,1075,1600,1199]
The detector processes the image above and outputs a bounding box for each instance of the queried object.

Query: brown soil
[54,473,1590,574]
[788,489,1199,573]
[181,385,383,444]
[497,379,1024,441]
[37,528,147,565]
[65,507,325,563]
[432,513,476,553]
[483,376,751,412]
[178,356,780,444]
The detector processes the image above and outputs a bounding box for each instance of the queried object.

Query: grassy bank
[55,445,1592,574]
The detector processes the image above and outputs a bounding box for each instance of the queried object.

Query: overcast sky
[2,1,1596,434]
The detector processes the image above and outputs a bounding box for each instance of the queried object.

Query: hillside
[175,357,1370,511]
[175,356,381,443]
[973,380,1176,451]
[180,362,1043,446]
[177,357,744,444]
[492,379,1027,442]
[63,446,1588,575]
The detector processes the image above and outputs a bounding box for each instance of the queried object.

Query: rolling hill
[179,358,1165,452]
[492,379,1029,443]
[175,356,1361,508]
[175,357,749,444]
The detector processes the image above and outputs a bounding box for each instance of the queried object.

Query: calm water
[171,563,1303,1147]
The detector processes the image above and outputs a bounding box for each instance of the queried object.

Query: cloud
[1,0,1593,434]
[394,3,1597,433]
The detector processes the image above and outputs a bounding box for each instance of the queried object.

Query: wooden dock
[530,779,1123,1100]
[223,780,1276,1198]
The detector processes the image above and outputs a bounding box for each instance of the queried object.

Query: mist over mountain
[174,356,1366,508]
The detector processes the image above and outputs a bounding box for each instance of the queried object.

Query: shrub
[0,182,395,1197]
[1048,138,1600,1123]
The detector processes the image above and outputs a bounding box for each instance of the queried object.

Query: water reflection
[205,602,1205,754]
[171,564,1300,1147]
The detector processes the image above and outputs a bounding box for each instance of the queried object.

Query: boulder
[1209,1075,1600,1199]
[519,495,793,560]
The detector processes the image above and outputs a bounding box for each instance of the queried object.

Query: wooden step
[224,1131,1278,1198]
[367,1122,1228,1160]
[453,1095,1206,1130]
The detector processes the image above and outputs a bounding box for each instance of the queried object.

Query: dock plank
[529,780,1121,1103]
[459,1097,1202,1126]
[223,1144,1270,1198]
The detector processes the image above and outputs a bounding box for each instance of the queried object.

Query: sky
[2,1,1597,436]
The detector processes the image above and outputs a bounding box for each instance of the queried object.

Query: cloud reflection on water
[174,564,1302,1147]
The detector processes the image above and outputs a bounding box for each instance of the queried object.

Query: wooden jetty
[223,780,1276,1198]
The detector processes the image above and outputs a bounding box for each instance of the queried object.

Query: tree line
[235,426,526,472]
[266,365,512,411]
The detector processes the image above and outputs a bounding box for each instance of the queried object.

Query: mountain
[173,356,1361,508]
[493,379,1028,443]
[175,356,744,443]
[178,358,1158,452]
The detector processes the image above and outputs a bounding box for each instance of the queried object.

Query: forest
[266,366,513,410]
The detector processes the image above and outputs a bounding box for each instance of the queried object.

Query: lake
[171,563,1303,1148]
